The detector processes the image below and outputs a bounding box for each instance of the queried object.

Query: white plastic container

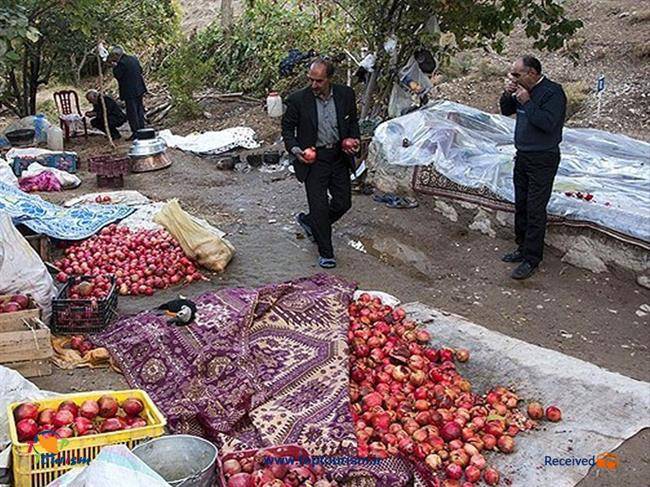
[47,125,64,151]
[266,92,283,118]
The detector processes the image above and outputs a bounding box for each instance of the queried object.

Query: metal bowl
[131,434,218,487]
[128,138,167,157]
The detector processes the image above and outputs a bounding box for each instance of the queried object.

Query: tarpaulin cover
[0,181,134,240]
[371,101,650,243]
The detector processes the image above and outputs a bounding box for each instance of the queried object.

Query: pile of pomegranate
[70,335,96,355]
[54,225,204,296]
[65,275,113,300]
[222,454,334,487]
[13,395,148,443]
[94,195,113,204]
[0,294,31,314]
[348,294,562,486]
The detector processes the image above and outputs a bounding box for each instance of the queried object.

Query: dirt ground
[26,103,648,485]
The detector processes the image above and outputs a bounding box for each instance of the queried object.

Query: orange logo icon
[596,453,618,470]
[37,433,59,454]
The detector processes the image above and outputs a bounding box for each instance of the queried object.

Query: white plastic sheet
[47,445,170,487]
[372,101,650,243]
[405,302,650,487]
[159,127,260,155]
[0,214,56,323]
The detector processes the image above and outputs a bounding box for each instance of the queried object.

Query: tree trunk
[221,0,233,29]
[360,68,379,120]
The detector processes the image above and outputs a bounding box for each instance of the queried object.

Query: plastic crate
[88,155,130,177]
[219,445,310,486]
[51,275,117,334]
[7,389,167,487]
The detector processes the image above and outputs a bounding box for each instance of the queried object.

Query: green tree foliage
[333,0,583,117]
[0,0,180,117]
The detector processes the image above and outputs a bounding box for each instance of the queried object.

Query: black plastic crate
[51,275,118,334]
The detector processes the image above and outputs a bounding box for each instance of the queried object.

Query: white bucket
[266,92,283,118]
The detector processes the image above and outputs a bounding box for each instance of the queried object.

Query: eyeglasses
[509,72,522,79]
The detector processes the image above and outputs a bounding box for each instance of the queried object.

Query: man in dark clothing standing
[108,46,147,140]
[85,90,127,140]
[282,58,361,269]
[499,55,567,280]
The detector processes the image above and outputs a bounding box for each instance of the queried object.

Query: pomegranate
[227,472,254,487]
[53,410,74,428]
[55,426,74,438]
[455,349,470,362]
[99,417,123,432]
[445,463,463,480]
[470,454,486,470]
[497,435,515,453]
[58,400,79,417]
[37,408,56,426]
[222,459,242,478]
[341,138,358,153]
[79,400,100,419]
[483,467,500,485]
[527,402,544,420]
[441,421,462,441]
[73,416,93,436]
[14,402,39,422]
[302,148,317,162]
[10,294,29,309]
[126,417,148,429]
[98,395,118,418]
[16,419,38,442]
[425,453,442,470]
[546,405,562,422]
[122,397,144,416]
[482,434,497,450]
[465,465,481,483]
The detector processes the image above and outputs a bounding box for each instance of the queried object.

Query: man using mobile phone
[499,56,567,280]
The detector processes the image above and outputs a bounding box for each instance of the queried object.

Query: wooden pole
[96,45,115,150]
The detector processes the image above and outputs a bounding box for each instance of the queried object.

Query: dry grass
[440,52,474,80]
[564,80,591,119]
[476,58,504,80]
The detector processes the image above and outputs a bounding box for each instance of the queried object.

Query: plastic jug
[34,114,47,143]
[266,92,283,118]
[47,125,64,151]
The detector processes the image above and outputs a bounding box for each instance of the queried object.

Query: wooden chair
[53,90,88,141]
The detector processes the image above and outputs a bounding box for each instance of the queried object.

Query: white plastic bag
[0,215,56,324]
[47,445,169,487]
[0,159,17,187]
[388,55,434,118]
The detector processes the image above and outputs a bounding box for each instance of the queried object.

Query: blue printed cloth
[0,181,134,240]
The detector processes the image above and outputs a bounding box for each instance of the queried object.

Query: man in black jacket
[499,55,567,280]
[108,46,147,140]
[85,90,127,140]
[282,59,361,269]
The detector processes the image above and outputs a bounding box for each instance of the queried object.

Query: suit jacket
[281,84,361,182]
[93,95,127,126]
[113,54,147,100]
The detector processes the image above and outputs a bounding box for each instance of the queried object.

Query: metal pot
[131,434,218,487]
[128,138,167,158]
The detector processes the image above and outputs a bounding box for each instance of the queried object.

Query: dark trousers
[90,117,122,139]
[513,150,560,266]
[124,96,145,136]
[303,148,352,259]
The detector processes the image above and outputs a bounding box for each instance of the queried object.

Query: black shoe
[296,212,315,243]
[511,261,537,280]
[502,249,524,263]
